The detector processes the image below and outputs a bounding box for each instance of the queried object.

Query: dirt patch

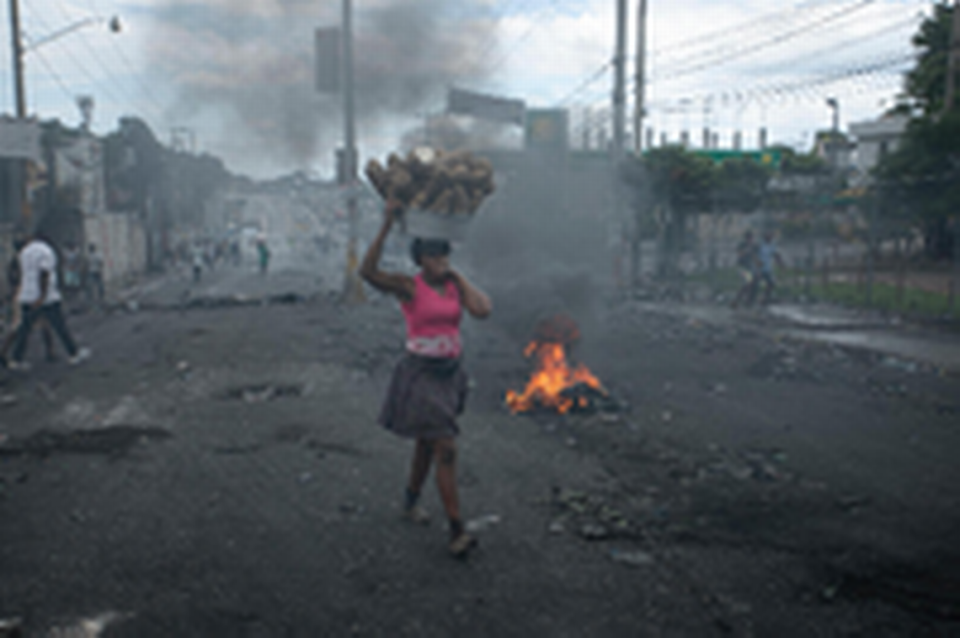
[0,426,172,458]
[826,554,960,621]
[219,384,304,403]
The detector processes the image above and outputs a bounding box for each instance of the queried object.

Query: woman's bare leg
[407,438,434,496]
[433,438,461,535]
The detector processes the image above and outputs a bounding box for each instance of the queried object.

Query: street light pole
[611,0,629,292]
[8,0,26,118]
[634,0,647,154]
[612,0,627,159]
[8,0,29,230]
[826,97,839,171]
[341,0,364,304]
[7,3,121,228]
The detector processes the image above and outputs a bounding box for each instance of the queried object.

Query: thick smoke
[399,115,521,154]
[144,0,495,173]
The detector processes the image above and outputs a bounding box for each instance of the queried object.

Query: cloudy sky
[0,0,935,178]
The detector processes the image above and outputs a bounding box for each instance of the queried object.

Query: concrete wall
[83,213,147,290]
[849,115,908,178]
[0,223,14,300]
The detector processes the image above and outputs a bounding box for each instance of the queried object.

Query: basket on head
[402,209,473,243]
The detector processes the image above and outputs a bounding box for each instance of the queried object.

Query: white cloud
[2,0,936,177]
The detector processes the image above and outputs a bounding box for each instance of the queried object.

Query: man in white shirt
[7,232,90,371]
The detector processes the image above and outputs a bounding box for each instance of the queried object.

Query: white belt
[406,334,462,358]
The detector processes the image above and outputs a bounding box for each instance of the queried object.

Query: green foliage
[624,146,776,214]
[904,3,954,117]
[811,280,956,319]
[769,145,828,175]
[691,267,958,319]
[640,146,716,214]
[877,111,960,218]
[715,156,773,212]
[874,4,959,259]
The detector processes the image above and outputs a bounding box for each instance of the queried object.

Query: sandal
[448,532,478,558]
[402,505,431,526]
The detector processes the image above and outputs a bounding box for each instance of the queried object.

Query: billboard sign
[525,109,569,151]
[447,88,525,126]
[0,118,41,161]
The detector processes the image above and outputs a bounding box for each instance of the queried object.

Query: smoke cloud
[143,0,496,174]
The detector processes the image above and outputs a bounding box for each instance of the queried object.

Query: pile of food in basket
[365,148,496,241]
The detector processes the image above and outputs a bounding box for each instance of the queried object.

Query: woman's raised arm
[359,200,415,300]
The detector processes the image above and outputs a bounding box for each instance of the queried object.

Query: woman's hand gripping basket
[365,147,496,242]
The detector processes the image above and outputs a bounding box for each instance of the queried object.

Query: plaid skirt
[378,354,469,440]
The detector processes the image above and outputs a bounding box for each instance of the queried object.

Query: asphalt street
[1,260,958,637]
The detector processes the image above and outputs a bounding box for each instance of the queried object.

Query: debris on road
[0,618,22,638]
[221,383,304,403]
[578,522,610,541]
[45,611,129,638]
[465,514,502,533]
[609,549,655,568]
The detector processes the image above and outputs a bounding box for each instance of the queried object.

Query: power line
[646,52,916,115]
[29,48,76,104]
[102,34,168,120]
[649,0,881,85]
[46,0,165,121]
[737,12,922,78]
[21,2,128,115]
[486,0,563,76]
[555,61,612,107]
[648,0,836,61]
[474,0,531,62]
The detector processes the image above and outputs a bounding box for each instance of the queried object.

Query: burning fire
[505,340,607,415]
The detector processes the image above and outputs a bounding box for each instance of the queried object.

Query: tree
[902,2,956,117]
[714,156,772,213]
[876,3,959,260]
[623,146,715,276]
[769,144,828,176]
[642,146,716,215]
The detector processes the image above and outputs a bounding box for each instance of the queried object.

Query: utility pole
[9,0,26,118]
[630,0,648,288]
[341,0,364,304]
[612,0,627,158]
[826,97,840,172]
[633,0,647,154]
[8,0,29,230]
[612,0,628,292]
[946,0,960,113]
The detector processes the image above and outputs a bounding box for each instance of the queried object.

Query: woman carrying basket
[360,199,492,558]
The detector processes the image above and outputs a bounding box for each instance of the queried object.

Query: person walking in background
[256,237,271,275]
[86,244,105,305]
[62,241,83,304]
[0,236,55,366]
[731,230,759,309]
[757,230,786,306]
[191,243,204,283]
[361,198,493,558]
[7,230,90,371]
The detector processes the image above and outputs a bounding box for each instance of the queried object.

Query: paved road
[1,264,958,636]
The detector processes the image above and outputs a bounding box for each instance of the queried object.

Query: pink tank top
[401,273,463,358]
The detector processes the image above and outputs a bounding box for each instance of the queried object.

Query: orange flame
[505,341,606,414]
